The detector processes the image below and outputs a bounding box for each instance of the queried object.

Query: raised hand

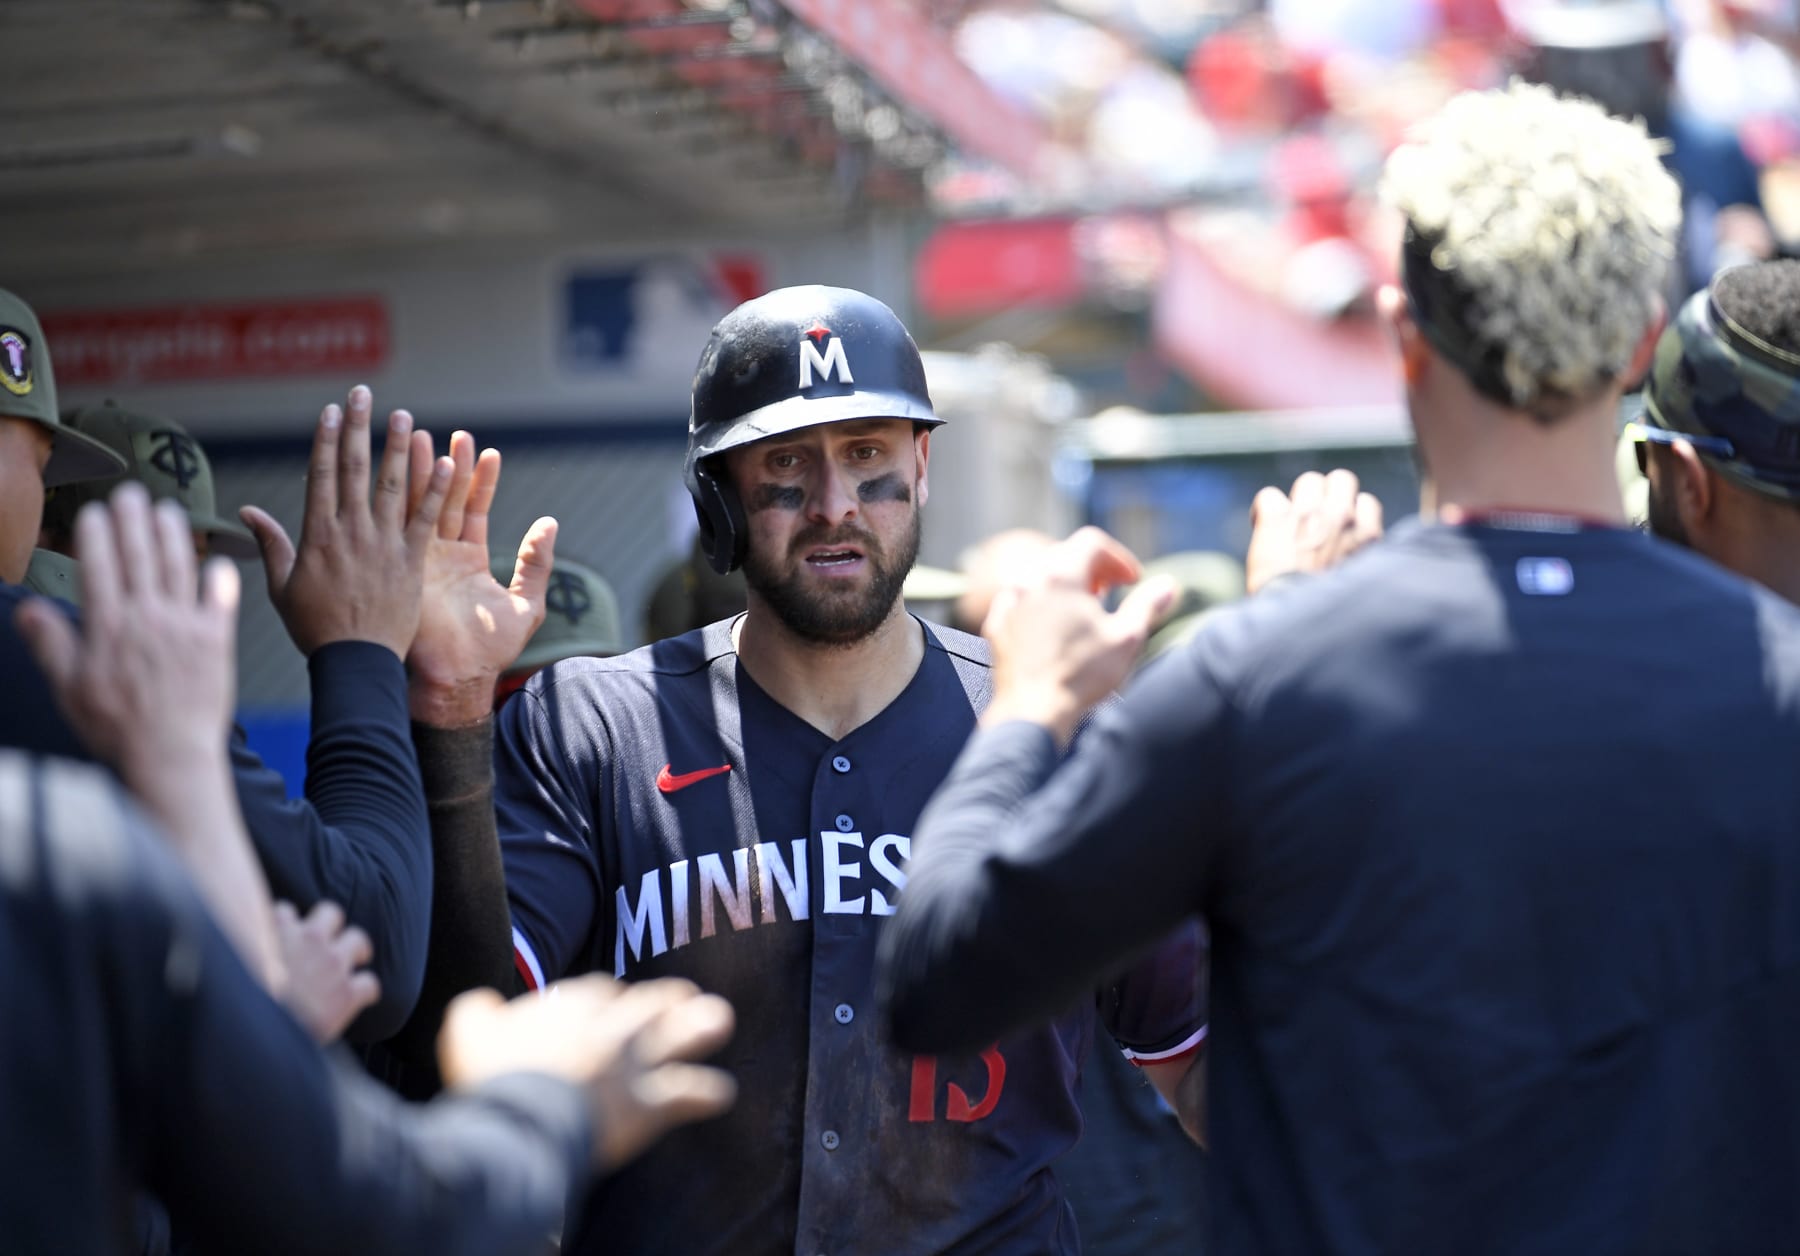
[273,900,381,1045]
[239,385,453,659]
[18,484,239,775]
[1245,469,1383,595]
[980,526,1177,747]
[15,483,285,987]
[438,975,736,1173]
[405,428,557,727]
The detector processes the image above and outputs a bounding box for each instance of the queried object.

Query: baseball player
[882,82,1800,1253]
[1636,257,1800,605]
[38,401,259,563]
[398,285,1207,1255]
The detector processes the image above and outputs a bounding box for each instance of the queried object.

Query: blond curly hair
[1381,81,1681,414]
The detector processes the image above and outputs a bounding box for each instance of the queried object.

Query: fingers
[152,499,195,601]
[437,431,477,540]
[73,501,122,638]
[509,516,559,615]
[201,557,242,628]
[339,385,375,523]
[273,901,300,933]
[1354,491,1384,542]
[404,456,456,544]
[1113,573,1179,646]
[372,409,414,530]
[337,923,374,970]
[301,401,344,545]
[461,447,502,549]
[635,1061,738,1126]
[1288,471,1327,521]
[635,988,736,1065]
[1322,469,1360,529]
[346,971,382,1016]
[406,429,435,522]
[14,599,80,698]
[306,899,347,938]
[108,483,157,600]
[238,507,297,600]
[1250,485,1290,529]
[1046,526,1141,595]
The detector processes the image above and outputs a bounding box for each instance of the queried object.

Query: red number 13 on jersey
[908,1046,1007,1123]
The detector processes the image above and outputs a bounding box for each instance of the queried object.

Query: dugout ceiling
[1,0,1040,284]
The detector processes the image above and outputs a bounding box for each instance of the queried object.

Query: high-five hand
[239,385,454,659]
[405,429,557,727]
[980,526,1177,747]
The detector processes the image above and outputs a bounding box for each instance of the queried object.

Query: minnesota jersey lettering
[615,831,908,974]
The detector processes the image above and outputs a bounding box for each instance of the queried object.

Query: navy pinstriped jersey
[494,617,1207,1256]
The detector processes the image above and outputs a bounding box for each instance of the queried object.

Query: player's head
[685,285,942,646]
[39,402,257,565]
[0,288,126,584]
[493,554,625,708]
[1377,82,1679,466]
[1638,260,1800,581]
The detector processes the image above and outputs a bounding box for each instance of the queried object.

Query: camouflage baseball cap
[21,547,80,606]
[1644,285,1800,502]
[1137,550,1246,663]
[499,555,625,676]
[0,288,126,488]
[43,403,258,560]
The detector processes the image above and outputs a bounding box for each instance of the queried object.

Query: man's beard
[1646,475,1690,548]
[743,508,921,647]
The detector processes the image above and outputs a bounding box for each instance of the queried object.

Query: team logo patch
[798,322,853,390]
[545,569,592,625]
[149,429,201,490]
[1516,557,1574,596]
[0,329,33,397]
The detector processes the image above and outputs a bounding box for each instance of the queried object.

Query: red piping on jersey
[513,947,540,991]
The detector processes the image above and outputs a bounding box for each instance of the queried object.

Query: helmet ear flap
[689,456,748,575]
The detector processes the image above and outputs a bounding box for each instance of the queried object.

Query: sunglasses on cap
[1626,417,1738,477]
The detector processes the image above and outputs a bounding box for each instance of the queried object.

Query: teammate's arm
[232,387,459,1041]
[1141,1055,1206,1147]
[879,528,1232,1053]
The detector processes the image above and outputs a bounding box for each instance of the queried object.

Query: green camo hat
[1644,284,1800,502]
[499,555,625,675]
[1137,550,1246,663]
[44,403,258,560]
[21,547,80,606]
[0,288,127,487]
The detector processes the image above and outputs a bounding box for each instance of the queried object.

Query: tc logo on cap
[0,329,33,397]
[798,322,853,390]
[545,569,592,625]
[149,429,202,490]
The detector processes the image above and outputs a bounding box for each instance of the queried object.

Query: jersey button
[834,813,854,832]
[832,755,852,774]
[834,1003,854,1025]
[821,1129,841,1151]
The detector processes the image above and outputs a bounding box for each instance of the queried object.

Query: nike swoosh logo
[657,762,732,794]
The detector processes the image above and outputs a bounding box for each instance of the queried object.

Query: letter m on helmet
[798,335,854,390]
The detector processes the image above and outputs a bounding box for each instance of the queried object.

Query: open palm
[405,430,557,725]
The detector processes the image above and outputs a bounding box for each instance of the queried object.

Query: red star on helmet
[804,322,832,343]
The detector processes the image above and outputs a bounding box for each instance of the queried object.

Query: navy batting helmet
[684,285,942,574]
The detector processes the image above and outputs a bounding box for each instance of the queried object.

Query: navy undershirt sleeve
[232,641,433,1042]
[881,643,1233,1053]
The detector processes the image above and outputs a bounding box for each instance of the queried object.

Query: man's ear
[1671,436,1715,532]
[1378,283,1429,387]
[914,426,931,509]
